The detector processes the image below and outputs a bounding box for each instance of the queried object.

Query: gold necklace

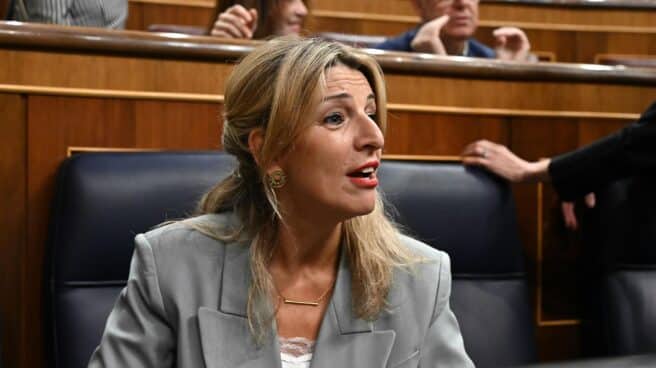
[277,280,336,307]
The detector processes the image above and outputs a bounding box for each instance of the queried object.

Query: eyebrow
[323,93,376,102]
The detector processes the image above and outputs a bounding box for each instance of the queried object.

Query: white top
[279,337,314,368]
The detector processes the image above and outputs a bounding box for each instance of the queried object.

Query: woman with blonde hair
[88,38,472,368]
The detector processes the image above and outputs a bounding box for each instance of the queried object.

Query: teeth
[361,167,374,174]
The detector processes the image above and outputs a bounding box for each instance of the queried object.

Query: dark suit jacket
[549,101,656,201]
[374,27,496,58]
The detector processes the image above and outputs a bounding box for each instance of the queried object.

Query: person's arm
[461,140,588,230]
[549,101,656,201]
[17,0,75,24]
[419,252,475,367]
[88,234,174,367]
[461,139,551,183]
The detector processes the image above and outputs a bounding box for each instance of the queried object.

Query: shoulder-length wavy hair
[196,37,413,341]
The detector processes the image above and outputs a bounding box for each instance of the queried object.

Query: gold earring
[268,169,287,189]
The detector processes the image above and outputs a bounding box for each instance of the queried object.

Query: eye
[323,112,345,126]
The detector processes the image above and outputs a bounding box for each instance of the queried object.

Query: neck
[443,36,467,56]
[272,216,342,273]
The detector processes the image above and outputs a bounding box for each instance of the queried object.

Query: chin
[445,27,475,41]
[344,201,377,219]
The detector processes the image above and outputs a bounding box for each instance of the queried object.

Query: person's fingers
[228,4,254,24]
[461,156,487,167]
[561,201,578,230]
[584,192,596,208]
[210,29,230,37]
[411,17,449,54]
[462,140,487,157]
[493,27,523,38]
[249,8,259,31]
[217,12,251,38]
[213,20,244,38]
[211,20,238,38]
[494,27,529,49]
[494,35,507,47]
[432,14,450,31]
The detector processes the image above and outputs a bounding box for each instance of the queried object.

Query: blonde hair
[196,37,413,341]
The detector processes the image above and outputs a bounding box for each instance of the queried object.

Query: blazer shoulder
[399,233,447,263]
[141,213,238,253]
[397,234,453,316]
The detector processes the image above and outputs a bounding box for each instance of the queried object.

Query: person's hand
[561,193,596,230]
[210,5,258,39]
[462,140,550,183]
[410,15,450,55]
[493,27,531,62]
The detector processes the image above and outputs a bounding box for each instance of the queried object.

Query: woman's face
[272,0,308,36]
[276,64,384,224]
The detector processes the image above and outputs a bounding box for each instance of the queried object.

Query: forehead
[324,65,373,95]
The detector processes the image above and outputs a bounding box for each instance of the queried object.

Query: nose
[355,113,384,152]
[295,0,308,17]
[451,0,465,9]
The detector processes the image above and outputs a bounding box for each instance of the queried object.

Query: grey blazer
[88,213,473,368]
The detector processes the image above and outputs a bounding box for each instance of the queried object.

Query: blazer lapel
[311,247,396,368]
[198,238,396,368]
[198,307,281,368]
[198,240,282,368]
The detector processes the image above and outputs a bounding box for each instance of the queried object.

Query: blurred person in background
[12,0,127,28]
[376,0,533,61]
[210,0,307,39]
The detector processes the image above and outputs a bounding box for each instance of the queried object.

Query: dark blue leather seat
[46,151,235,368]
[47,153,536,368]
[378,160,537,368]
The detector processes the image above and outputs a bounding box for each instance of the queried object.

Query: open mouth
[347,166,376,179]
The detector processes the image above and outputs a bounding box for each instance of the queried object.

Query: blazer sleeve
[88,234,174,367]
[549,101,656,201]
[419,252,475,368]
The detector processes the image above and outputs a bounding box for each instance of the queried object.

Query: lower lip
[349,176,378,188]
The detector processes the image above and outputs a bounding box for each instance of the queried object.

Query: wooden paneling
[476,26,656,63]
[384,75,654,114]
[0,0,9,20]
[0,49,234,94]
[385,111,509,155]
[312,0,416,15]
[127,1,215,31]
[0,93,26,368]
[478,2,656,28]
[20,95,222,368]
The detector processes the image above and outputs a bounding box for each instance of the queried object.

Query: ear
[248,128,286,175]
[247,128,265,166]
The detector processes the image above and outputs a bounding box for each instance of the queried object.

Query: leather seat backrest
[378,160,537,368]
[47,151,235,368]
